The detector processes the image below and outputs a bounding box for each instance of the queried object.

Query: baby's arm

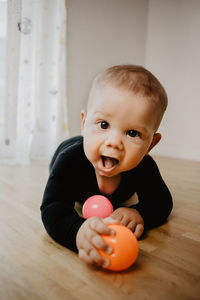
[109,156,172,237]
[110,207,144,238]
[76,217,118,268]
[131,155,173,230]
[41,140,87,252]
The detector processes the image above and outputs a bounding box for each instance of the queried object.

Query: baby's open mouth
[101,156,119,169]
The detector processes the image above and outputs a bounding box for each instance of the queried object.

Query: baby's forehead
[89,84,158,112]
[88,83,157,107]
[87,84,163,129]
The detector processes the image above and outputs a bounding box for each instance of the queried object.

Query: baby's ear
[145,133,162,155]
[81,109,87,133]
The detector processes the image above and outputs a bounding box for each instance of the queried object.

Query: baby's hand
[76,217,118,268]
[110,207,144,239]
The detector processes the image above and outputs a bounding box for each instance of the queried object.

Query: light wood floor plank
[0,156,200,299]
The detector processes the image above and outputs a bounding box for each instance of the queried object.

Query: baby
[41,65,173,269]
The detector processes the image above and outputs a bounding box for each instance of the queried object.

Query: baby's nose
[104,132,123,150]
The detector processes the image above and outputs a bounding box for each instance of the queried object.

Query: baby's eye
[98,121,109,129]
[127,129,140,138]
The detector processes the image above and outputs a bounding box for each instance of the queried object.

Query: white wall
[67,0,200,161]
[67,0,148,136]
[145,0,200,161]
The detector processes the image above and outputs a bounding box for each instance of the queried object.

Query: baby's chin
[94,165,122,179]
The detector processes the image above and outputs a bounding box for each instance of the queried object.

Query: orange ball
[99,224,138,271]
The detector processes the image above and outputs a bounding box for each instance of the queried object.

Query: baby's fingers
[90,232,112,254]
[134,223,144,239]
[126,219,136,231]
[103,217,120,225]
[89,217,115,236]
[78,248,93,265]
[79,246,110,268]
[89,248,110,268]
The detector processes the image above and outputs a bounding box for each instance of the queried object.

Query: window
[0,0,7,119]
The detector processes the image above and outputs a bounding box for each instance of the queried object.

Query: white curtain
[0,0,69,165]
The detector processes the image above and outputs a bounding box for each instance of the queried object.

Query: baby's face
[81,84,160,178]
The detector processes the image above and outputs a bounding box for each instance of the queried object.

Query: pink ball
[82,195,113,219]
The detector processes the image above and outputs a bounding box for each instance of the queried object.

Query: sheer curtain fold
[0,0,69,165]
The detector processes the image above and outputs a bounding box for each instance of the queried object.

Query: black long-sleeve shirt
[40,136,173,252]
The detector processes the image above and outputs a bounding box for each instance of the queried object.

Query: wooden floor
[0,156,200,300]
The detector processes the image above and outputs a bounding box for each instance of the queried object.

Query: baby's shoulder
[131,155,159,174]
[56,136,83,154]
[50,136,85,175]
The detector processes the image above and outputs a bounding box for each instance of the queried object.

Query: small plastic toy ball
[99,224,138,271]
[82,195,113,219]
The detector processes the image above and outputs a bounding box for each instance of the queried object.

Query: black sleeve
[130,156,173,229]
[40,139,85,253]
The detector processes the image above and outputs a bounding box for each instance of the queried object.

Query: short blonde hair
[88,64,168,122]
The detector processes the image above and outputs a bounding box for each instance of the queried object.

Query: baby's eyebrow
[94,110,112,117]
[127,124,150,136]
[136,126,149,135]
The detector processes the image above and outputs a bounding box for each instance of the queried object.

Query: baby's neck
[95,172,121,195]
